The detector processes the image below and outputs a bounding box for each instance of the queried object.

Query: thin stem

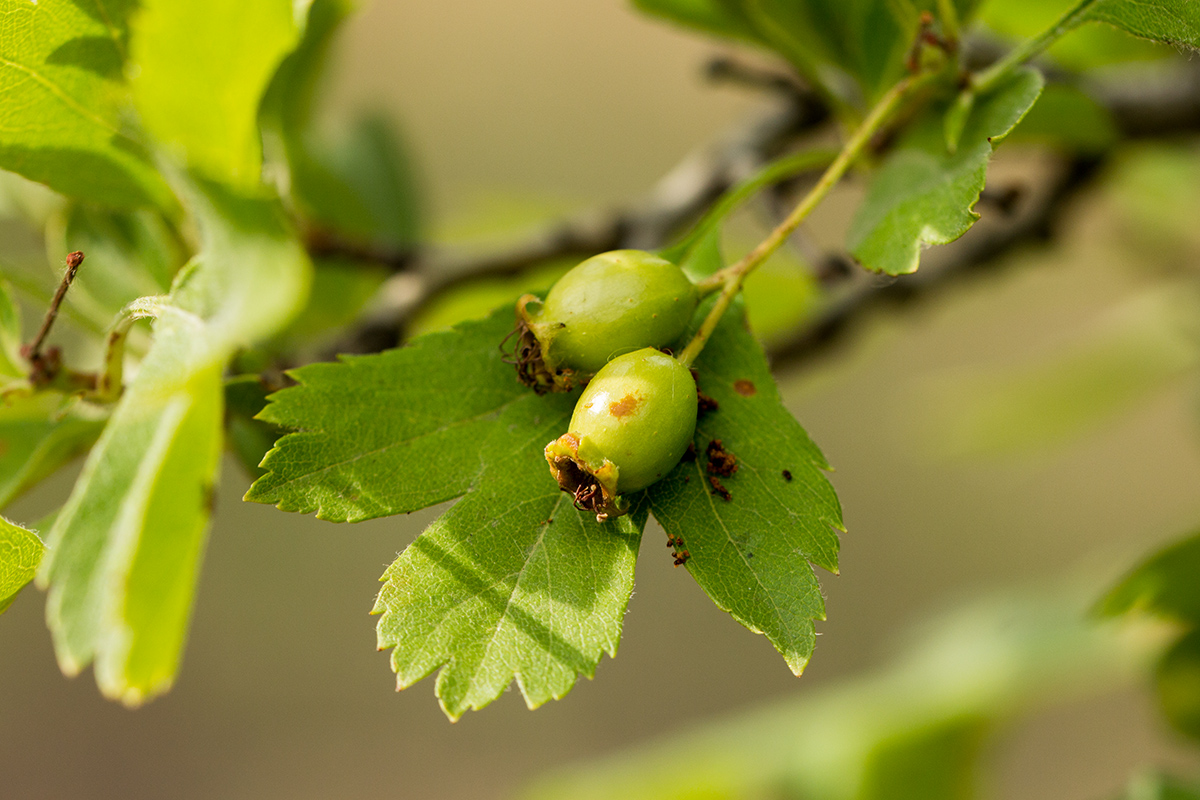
[667,146,839,265]
[677,74,926,368]
[935,0,960,45]
[24,251,84,362]
[972,0,1095,94]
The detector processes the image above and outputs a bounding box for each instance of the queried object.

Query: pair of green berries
[511,250,702,522]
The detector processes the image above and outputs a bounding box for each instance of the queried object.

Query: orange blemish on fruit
[608,393,640,418]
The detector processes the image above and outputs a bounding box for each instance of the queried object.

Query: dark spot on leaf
[734,379,756,397]
[697,389,718,416]
[782,469,793,482]
[681,442,696,462]
[608,393,640,418]
[706,439,738,477]
[708,476,731,502]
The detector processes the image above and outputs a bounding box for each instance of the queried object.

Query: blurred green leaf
[1118,772,1200,800]
[0,515,44,614]
[1006,83,1119,153]
[847,68,1043,275]
[0,279,25,380]
[1100,531,1200,625]
[632,0,983,104]
[0,393,108,509]
[130,0,305,187]
[263,0,421,250]
[40,179,311,705]
[646,232,843,675]
[223,374,281,481]
[859,716,987,800]
[0,0,172,208]
[922,287,1200,456]
[275,257,389,350]
[1157,629,1200,742]
[1112,146,1200,255]
[248,310,648,718]
[523,587,1136,800]
[982,0,1174,69]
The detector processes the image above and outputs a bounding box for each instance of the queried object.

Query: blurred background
[3,0,1200,797]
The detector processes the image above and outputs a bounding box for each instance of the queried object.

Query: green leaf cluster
[0,0,318,703]
[249,234,843,717]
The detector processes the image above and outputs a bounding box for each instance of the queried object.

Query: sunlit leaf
[647,232,843,675]
[249,310,647,718]
[0,515,44,613]
[130,0,305,187]
[40,179,311,704]
[0,0,172,207]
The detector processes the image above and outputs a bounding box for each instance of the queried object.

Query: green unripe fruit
[546,348,697,521]
[512,250,699,392]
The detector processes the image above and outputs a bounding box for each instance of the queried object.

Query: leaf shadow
[45,36,123,79]
[411,532,594,673]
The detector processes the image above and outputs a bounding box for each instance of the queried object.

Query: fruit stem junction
[677,72,931,368]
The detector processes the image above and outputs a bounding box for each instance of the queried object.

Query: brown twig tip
[23,250,85,384]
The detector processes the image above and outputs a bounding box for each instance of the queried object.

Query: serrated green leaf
[1080,0,1200,51]
[647,232,843,675]
[1006,82,1119,154]
[130,0,304,188]
[0,392,108,509]
[1157,629,1200,742]
[250,309,650,718]
[0,514,43,613]
[0,0,172,208]
[374,399,646,720]
[1099,531,1200,625]
[40,178,310,704]
[248,310,527,520]
[847,68,1044,276]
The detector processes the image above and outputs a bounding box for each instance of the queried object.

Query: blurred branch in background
[323,55,1200,366]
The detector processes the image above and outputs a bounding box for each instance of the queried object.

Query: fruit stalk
[677,73,928,368]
